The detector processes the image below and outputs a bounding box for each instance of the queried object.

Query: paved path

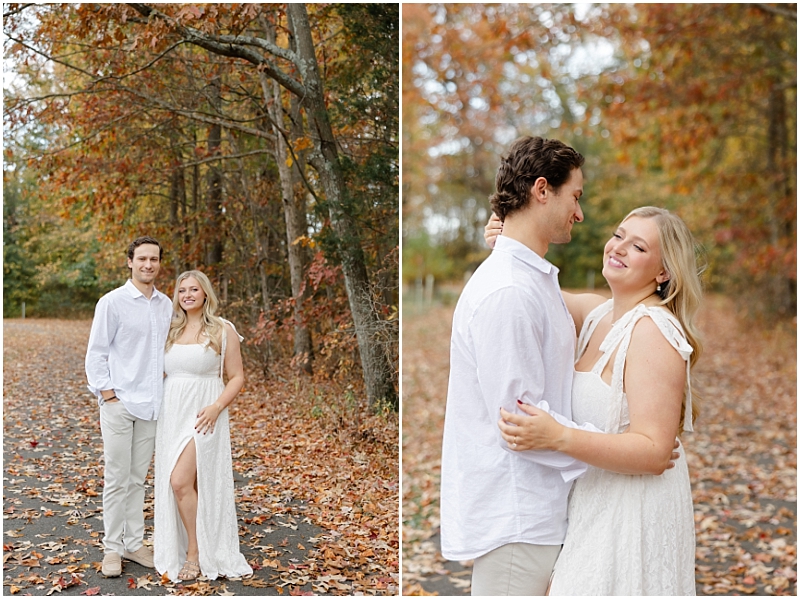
[402,299,797,596]
[3,319,323,596]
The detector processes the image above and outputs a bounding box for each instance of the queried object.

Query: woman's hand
[195,403,222,435]
[498,402,567,451]
[484,212,503,249]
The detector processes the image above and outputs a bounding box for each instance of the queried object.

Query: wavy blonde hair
[622,206,703,430]
[166,270,225,355]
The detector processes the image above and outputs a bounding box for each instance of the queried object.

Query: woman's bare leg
[170,439,199,564]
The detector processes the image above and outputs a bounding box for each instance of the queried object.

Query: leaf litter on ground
[402,293,796,596]
[3,318,398,596]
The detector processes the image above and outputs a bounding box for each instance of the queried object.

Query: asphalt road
[3,319,324,596]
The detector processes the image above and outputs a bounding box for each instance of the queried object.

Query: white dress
[154,322,252,582]
[549,300,696,596]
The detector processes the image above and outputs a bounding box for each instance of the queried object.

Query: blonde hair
[166,270,225,355]
[622,206,703,430]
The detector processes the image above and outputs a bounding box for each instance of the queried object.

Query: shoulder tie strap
[602,305,649,432]
[575,299,613,364]
[600,304,694,433]
[220,321,227,379]
[218,318,245,379]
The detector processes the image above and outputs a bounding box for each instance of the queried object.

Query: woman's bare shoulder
[220,318,243,344]
[628,315,685,372]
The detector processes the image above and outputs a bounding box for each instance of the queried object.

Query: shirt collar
[124,279,164,300]
[493,235,558,275]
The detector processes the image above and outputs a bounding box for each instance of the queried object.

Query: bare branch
[203,33,297,65]
[3,88,107,114]
[750,3,798,21]
[3,3,35,19]
[127,3,307,97]
[5,33,99,80]
[179,148,274,169]
[18,108,149,159]
[5,33,276,145]
[115,81,277,142]
[101,40,188,83]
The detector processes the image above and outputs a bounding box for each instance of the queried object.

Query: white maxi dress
[549,300,696,595]
[154,321,252,582]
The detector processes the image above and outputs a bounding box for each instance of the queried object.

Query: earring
[656,283,662,292]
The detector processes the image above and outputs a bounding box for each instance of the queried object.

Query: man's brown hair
[127,236,163,261]
[489,136,585,220]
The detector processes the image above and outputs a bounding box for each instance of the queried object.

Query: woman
[154,270,253,582]
[489,207,701,595]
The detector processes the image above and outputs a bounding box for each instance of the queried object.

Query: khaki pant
[99,401,156,556]
[471,542,562,596]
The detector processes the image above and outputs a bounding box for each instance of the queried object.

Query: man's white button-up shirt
[85,280,173,420]
[441,236,589,561]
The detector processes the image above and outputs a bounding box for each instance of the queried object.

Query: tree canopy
[403,3,796,317]
[4,3,399,406]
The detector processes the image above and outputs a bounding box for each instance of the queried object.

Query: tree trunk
[288,4,397,408]
[227,131,272,314]
[206,73,224,270]
[261,22,313,374]
[766,83,795,316]
[169,159,185,275]
[124,2,398,408]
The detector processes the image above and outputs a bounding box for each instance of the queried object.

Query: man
[440,136,591,595]
[85,237,173,577]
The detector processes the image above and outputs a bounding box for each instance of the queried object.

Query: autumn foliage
[402,4,796,317]
[595,4,796,317]
[4,3,399,406]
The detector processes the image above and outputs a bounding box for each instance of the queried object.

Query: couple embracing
[85,237,252,582]
[441,137,701,595]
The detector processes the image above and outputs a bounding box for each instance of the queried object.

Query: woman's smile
[607,255,627,269]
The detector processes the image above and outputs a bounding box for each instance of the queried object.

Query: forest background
[402,3,796,318]
[4,3,399,409]
[3,4,400,595]
[402,3,796,596]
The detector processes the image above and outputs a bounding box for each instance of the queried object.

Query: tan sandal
[177,560,201,581]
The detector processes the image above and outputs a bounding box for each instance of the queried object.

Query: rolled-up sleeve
[85,297,116,398]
